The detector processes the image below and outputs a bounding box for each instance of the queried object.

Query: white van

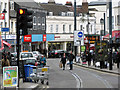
[20,52,36,60]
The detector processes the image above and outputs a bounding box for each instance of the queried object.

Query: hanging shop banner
[3,66,18,87]
[43,34,46,41]
[81,45,86,52]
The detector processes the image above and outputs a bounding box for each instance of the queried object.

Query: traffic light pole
[17,10,20,88]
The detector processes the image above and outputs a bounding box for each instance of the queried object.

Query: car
[48,50,70,58]
[25,58,37,66]
[33,51,43,60]
[20,52,36,60]
[11,52,17,61]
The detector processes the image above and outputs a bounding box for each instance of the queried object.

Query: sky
[34,0,98,5]
[34,0,120,6]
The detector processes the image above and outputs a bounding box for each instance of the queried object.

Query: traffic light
[17,8,33,35]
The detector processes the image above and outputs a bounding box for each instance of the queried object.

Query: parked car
[20,52,36,60]
[33,51,43,60]
[11,52,17,61]
[48,50,70,58]
[25,58,37,65]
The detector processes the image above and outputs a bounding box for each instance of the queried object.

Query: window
[91,25,92,33]
[5,22,7,27]
[33,16,36,24]
[11,22,13,29]
[63,25,65,33]
[38,17,41,23]
[69,25,71,33]
[42,25,45,30]
[86,24,88,33]
[1,22,3,27]
[112,16,114,29]
[107,17,109,29]
[80,25,83,30]
[42,17,45,24]
[33,16,37,30]
[5,3,7,9]
[50,25,53,33]
[1,2,3,12]
[117,15,120,25]
[38,17,41,29]
[10,1,14,10]
[56,25,58,33]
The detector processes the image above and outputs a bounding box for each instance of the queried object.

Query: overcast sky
[34,0,120,6]
[34,0,98,5]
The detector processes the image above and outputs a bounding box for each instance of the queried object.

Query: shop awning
[103,30,120,39]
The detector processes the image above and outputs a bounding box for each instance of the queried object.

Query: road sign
[78,32,83,38]
[1,28,9,32]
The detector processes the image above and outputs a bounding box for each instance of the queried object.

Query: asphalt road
[47,58,119,88]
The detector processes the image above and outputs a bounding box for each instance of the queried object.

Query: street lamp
[2,9,7,41]
[99,18,104,69]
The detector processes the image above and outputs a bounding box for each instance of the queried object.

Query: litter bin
[24,65,34,82]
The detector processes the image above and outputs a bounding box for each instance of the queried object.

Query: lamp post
[2,9,7,52]
[2,9,7,40]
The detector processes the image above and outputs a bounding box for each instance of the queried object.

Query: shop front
[48,34,74,53]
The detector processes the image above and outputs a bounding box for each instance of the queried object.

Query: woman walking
[61,53,67,70]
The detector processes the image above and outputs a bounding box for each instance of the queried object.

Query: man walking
[68,51,75,70]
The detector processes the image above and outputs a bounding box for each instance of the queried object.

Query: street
[0,58,119,89]
[47,58,119,88]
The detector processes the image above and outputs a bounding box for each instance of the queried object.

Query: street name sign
[1,28,10,32]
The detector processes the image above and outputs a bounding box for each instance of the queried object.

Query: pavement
[74,60,120,75]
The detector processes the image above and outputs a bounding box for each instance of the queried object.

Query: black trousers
[63,63,65,69]
[69,61,73,70]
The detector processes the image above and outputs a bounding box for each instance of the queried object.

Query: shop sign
[85,36,100,44]
[24,35,31,42]
[43,34,46,41]
[81,45,86,52]
[3,66,18,87]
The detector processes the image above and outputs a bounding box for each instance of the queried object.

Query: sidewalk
[74,61,120,75]
[0,77,40,90]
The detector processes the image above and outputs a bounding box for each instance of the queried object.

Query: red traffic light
[19,9,25,14]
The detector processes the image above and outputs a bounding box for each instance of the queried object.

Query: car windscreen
[21,53,33,58]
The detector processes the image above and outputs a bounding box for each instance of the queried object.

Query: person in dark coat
[7,52,11,65]
[61,53,67,70]
[117,51,120,68]
[88,52,92,66]
[68,51,75,70]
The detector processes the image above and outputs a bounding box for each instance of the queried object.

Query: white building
[40,0,96,54]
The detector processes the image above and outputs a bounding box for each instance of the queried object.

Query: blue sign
[78,32,83,38]
[1,28,9,32]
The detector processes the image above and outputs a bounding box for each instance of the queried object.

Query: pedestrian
[68,51,75,70]
[1,54,10,69]
[39,55,46,67]
[61,53,67,70]
[88,52,92,66]
[116,50,120,68]
[7,52,11,65]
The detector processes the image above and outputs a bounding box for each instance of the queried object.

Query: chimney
[65,1,72,6]
[48,0,55,4]
[82,0,88,13]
